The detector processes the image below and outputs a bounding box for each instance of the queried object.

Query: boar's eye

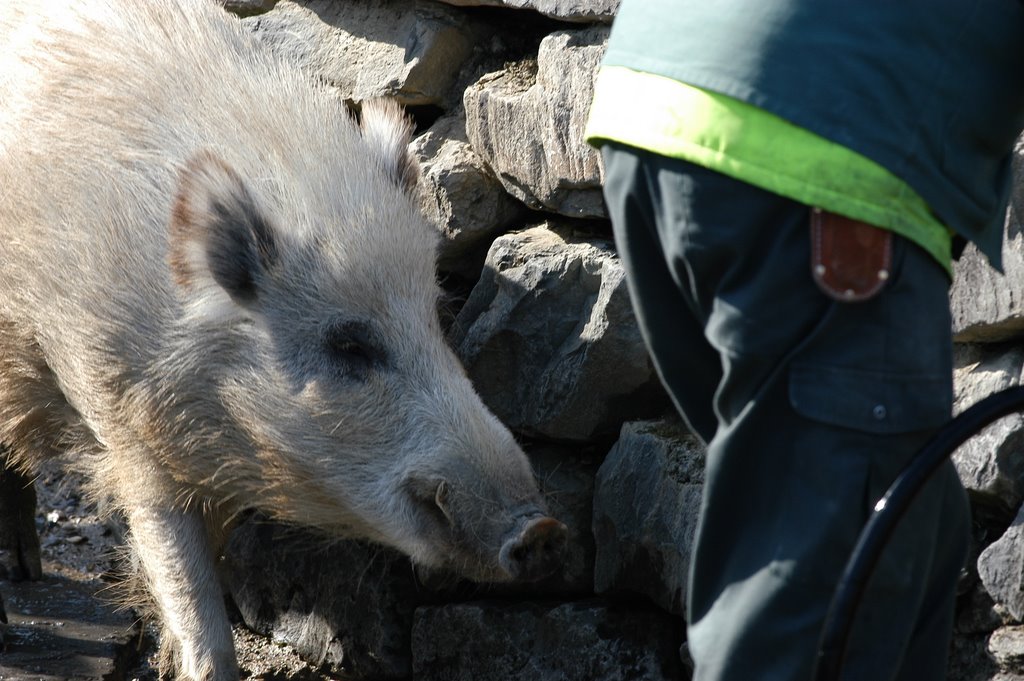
[323,321,384,377]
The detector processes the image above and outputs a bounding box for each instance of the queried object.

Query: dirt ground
[0,460,335,681]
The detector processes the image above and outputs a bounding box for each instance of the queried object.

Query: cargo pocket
[787,362,953,592]
[789,363,952,436]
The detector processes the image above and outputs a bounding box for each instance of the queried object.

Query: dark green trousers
[602,143,970,681]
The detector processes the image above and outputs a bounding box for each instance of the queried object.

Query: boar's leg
[127,503,236,681]
[0,454,41,650]
[0,453,42,582]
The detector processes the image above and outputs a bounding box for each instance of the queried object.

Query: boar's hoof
[498,516,568,582]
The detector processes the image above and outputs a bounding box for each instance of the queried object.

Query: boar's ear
[168,151,279,311]
[359,98,420,194]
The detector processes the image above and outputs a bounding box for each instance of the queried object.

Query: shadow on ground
[0,573,146,681]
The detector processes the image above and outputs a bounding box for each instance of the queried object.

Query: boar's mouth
[495,513,568,582]
[423,513,568,585]
[402,476,568,583]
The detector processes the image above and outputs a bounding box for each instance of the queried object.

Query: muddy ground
[0,461,336,681]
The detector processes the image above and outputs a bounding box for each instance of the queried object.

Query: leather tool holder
[810,208,893,302]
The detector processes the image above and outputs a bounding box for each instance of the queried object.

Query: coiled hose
[814,385,1024,681]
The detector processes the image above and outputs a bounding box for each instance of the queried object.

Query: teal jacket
[603,0,1024,268]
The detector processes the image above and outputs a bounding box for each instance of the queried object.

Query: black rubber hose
[814,385,1024,681]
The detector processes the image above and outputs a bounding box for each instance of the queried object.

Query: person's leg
[867,462,969,681]
[601,144,969,681]
[602,144,721,443]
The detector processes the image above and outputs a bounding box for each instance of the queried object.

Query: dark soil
[0,461,331,680]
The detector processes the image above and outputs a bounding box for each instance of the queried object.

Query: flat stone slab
[950,138,1024,342]
[437,0,618,23]
[0,575,138,681]
[464,27,609,218]
[411,599,685,681]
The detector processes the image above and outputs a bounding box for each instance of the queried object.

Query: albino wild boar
[0,0,567,678]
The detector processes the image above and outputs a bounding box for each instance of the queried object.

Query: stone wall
[217,1,1024,679]
[949,139,1024,681]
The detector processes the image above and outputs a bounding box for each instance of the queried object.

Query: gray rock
[437,0,619,23]
[952,344,1024,510]
[411,600,686,681]
[465,27,608,218]
[222,518,419,680]
[990,626,1024,673]
[220,0,276,16]
[449,224,670,443]
[592,420,704,616]
[948,633,1002,681]
[244,0,479,106]
[979,502,1024,623]
[411,113,525,278]
[951,138,1024,342]
[957,584,1014,636]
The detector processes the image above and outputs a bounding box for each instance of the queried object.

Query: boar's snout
[498,515,568,582]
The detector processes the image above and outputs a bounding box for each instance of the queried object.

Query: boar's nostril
[498,516,568,582]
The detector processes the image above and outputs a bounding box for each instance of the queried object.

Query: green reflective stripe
[586,66,953,275]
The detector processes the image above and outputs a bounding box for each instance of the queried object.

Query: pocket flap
[789,363,951,435]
